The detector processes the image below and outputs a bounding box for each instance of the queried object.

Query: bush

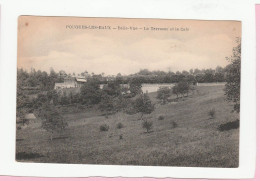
[142,120,153,133]
[119,134,123,139]
[158,115,165,120]
[208,108,216,119]
[156,87,171,104]
[172,121,177,128]
[116,122,124,129]
[134,93,154,120]
[100,124,109,131]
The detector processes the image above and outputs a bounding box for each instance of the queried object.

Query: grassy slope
[16,85,239,167]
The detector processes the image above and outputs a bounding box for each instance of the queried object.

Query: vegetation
[116,122,124,129]
[80,80,102,105]
[156,87,171,104]
[158,115,165,120]
[142,120,153,133]
[38,103,68,140]
[16,85,239,167]
[171,121,177,128]
[208,108,216,119]
[224,39,241,113]
[16,46,240,167]
[133,93,154,120]
[99,124,109,132]
[129,77,142,96]
[99,93,114,118]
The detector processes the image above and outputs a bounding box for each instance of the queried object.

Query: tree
[224,39,241,113]
[46,90,59,104]
[172,85,179,98]
[134,93,154,120]
[129,78,142,96]
[156,87,171,104]
[102,81,121,97]
[99,93,114,118]
[142,120,153,133]
[176,80,190,97]
[80,80,101,105]
[38,103,68,140]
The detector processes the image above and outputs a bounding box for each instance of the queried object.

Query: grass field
[16,85,239,167]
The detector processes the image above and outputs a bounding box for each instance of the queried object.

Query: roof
[24,113,36,120]
[76,78,87,82]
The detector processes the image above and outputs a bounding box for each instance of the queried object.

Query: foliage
[142,120,153,133]
[134,93,154,119]
[38,103,68,140]
[177,81,190,97]
[172,80,191,99]
[172,86,179,98]
[158,115,165,120]
[98,93,115,118]
[129,78,142,96]
[100,124,109,131]
[156,87,171,104]
[80,80,102,105]
[116,122,124,129]
[171,121,178,128]
[113,95,129,112]
[224,39,241,113]
[102,81,121,97]
[208,108,216,119]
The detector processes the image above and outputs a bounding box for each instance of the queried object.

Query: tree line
[17,65,228,93]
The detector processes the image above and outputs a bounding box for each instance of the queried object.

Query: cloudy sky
[18,16,241,75]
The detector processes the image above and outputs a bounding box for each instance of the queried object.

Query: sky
[17,16,241,76]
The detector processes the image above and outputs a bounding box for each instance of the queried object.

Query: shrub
[100,124,109,131]
[208,108,216,119]
[119,134,123,139]
[134,93,155,120]
[156,87,171,104]
[116,122,124,129]
[142,120,153,133]
[158,115,165,120]
[172,121,177,128]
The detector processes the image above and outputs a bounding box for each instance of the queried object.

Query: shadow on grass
[16,152,44,160]
[218,119,239,132]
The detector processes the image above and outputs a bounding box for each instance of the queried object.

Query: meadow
[16,85,239,167]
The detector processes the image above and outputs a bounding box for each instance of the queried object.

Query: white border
[0,0,256,179]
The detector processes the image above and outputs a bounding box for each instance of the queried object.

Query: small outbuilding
[17,113,37,126]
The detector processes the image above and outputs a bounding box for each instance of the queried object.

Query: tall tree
[80,80,102,105]
[129,77,142,96]
[224,39,241,113]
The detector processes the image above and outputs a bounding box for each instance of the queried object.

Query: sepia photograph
[16,16,241,168]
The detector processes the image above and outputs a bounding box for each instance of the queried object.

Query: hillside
[16,85,239,167]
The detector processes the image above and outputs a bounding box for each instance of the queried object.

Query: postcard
[16,16,242,168]
[0,0,256,179]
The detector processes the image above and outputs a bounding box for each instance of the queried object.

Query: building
[54,77,87,89]
[17,113,37,126]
